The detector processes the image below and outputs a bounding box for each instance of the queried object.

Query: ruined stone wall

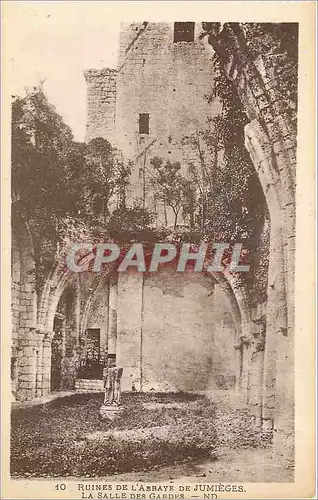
[115,269,238,392]
[115,22,220,221]
[116,272,143,391]
[84,68,118,144]
[248,301,267,426]
[11,222,39,401]
[11,237,21,399]
[12,244,246,409]
[84,22,220,225]
[11,235,21,350]
[118,22,148,67]
[203,22,296,465]
[116,23,217,157]
[11,226,88,400]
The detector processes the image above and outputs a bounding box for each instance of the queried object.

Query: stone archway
[75,269,122,392]
[201,22,296,464]
[28,242,266,408]
[36,250,82,396]
[62,265,247,396]
[78,267,246,395]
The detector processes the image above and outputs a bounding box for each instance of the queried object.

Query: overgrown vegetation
[12,23,297,302]
[12,91,129,233]
[12,90,159,289]
[150,22,297,303]
[11,393,217,477]
[11,392,270,478]
[149,157,196,230]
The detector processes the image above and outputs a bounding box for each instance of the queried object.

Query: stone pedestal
[99,404,124,421]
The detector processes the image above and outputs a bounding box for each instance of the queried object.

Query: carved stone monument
[99,354,124,420]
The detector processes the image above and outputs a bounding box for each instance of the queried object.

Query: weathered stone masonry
[85,68,117,144]
[11,232,246,399]
[11,22,295,468]
[82,21,295,464]
[85,22,221,223]
[202,22,296,464]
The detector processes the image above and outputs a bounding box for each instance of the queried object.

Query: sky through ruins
[6,3,120,142]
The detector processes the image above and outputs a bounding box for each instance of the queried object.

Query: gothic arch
[201,22,296,463]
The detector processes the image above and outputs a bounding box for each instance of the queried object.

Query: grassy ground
[11,392,270,478]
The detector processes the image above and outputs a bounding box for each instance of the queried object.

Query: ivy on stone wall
[13,22,296,306]
[199,22,298,304]
[242,22,298,129]
[207,62,269,302]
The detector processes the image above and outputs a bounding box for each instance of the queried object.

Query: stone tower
[85,22,220,223]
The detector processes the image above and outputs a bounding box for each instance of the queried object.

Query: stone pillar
[239,336,251,403]
[98,283,109,358]
[42,331,54,397]
[116,272,143,391]
[17,328,37,401]
[11,348,19,402]
[61,319,66,358]
[249,312,266,427]
[244,120,293,462]
[265,217,294,467]
[84,68,118,143]
[107,276,118,355]
[74,284,81,348]
[233,341,243,393]
[35,332,45,398]
[262,226,287,428]
[222,273,252,403]
[273,332,294,467]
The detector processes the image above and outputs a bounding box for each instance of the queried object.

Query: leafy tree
[182,117,224,230]
[78,137,130,223]
[181,123,266,244]
[150,157,195,229]
[12,89,76,220]
[12,89,131,233]
[107,203,163,243]
[11,88,133,290]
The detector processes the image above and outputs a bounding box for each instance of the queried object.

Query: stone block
[18,374,35,382]
[18,381,34,389]
[25,319,36,328]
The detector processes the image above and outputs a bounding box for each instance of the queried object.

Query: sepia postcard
[1,1,316,499]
